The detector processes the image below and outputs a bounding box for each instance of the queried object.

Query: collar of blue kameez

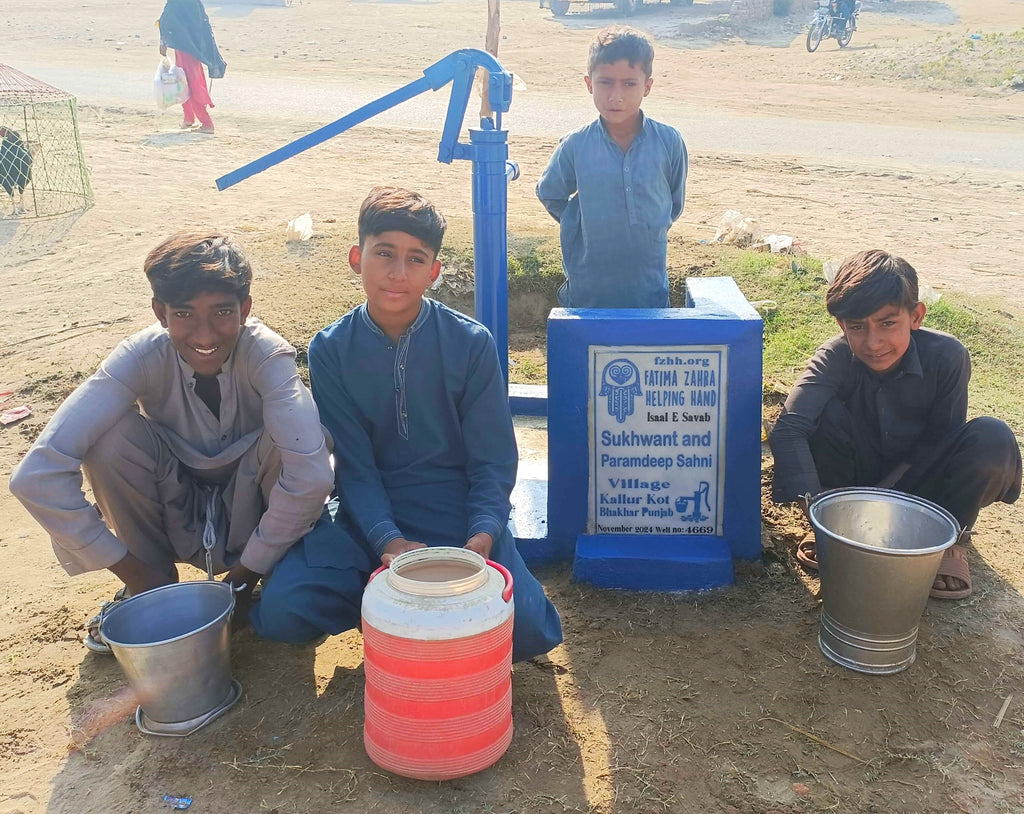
[358,298,433,342]
[597,109,649,147]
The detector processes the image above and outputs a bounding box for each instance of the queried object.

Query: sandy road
[10,57,1024,175]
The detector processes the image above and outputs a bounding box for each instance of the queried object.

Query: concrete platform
[509,415,556,563]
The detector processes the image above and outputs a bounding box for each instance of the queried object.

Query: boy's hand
[464,532,494,561]
[109,551,174,596]
[222,564,260,594]
[221,564,260,633]
[381,537,426,566]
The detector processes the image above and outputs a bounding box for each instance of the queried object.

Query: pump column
[468,122,511,383]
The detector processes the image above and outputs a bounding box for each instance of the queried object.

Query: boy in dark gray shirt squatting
[769,250,1021,599]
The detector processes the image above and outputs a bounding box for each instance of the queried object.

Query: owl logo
[599,359,642,423]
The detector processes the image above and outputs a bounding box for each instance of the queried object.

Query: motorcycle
[806,0,860,52]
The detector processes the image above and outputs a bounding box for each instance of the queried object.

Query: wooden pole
[479,0,500,117]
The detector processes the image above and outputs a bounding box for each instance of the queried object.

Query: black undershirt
[194,374,221,420]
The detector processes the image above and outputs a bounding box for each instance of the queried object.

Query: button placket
[394,334,411,440]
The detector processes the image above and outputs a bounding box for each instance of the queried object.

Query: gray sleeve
[238,347,335,574]
[8,342,145,574]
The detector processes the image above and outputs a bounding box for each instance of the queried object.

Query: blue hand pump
[216,49,518,382]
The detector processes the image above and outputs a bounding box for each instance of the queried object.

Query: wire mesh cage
[0,64,94,265]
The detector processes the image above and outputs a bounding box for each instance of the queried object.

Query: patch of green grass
[509,352,547,385]
[922,296,1024,435]
[850,28,1024,90]
[682,249,835,382]
[443,234,564,298]
[506,239,563,296]
[919,30,1024,87]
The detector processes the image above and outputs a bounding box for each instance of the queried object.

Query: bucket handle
[486,560,514,603]
[368,564,387,582]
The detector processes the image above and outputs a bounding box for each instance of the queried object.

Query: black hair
[826,249,919,320]
[145,231,252,305]
[357,186,446,255]
[588,26,655,77]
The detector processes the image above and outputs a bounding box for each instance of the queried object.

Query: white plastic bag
[822,258,840,284]
[154,57,189,110]
[714,210,759,247]
[286,213,313,243]
[919,284,941,305]
[761,234,794,254]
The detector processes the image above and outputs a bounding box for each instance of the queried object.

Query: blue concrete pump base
[574,534,735,591]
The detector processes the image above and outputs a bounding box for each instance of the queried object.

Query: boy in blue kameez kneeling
[253,187,563,662]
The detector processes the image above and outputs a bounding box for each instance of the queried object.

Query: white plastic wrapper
[823,258,840,284]
[714,210,759,247]
[286,213,313,243]
[919,284,942,305]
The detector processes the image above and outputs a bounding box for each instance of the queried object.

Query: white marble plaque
[588,346,727,536]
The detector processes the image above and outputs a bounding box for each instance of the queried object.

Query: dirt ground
[2,0,1024,812]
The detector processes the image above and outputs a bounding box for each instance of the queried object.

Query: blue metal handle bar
[216,49,512,190]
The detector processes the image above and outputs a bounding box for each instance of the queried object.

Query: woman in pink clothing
[158,0,226,134]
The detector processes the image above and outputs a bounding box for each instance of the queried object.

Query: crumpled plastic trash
[919,284,941,305]
[0,405,32,426]
[162,796,193,810]
[714,210,759,247]
[286,213,313,243]
[760,234,794,254]
[749,299,778,315]
[822,258,840,284]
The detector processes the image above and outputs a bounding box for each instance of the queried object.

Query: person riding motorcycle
[835,0,855,30]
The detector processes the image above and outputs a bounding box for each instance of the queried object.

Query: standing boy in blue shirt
[252,187,563,662]
[536,26,687,309]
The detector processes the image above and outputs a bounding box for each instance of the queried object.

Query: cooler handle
[487,560,514,603]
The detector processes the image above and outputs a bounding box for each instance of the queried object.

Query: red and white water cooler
[361,546,515,780]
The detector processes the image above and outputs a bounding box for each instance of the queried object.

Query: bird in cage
[0,126,33,216]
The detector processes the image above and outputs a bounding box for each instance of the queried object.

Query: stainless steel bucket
[808,487,959,675]
[100,580,235,725]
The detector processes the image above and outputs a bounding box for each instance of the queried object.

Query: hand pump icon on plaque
[675,481,711,522]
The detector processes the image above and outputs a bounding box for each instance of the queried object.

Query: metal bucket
[808,487,959,675]
[100,580,236,728]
